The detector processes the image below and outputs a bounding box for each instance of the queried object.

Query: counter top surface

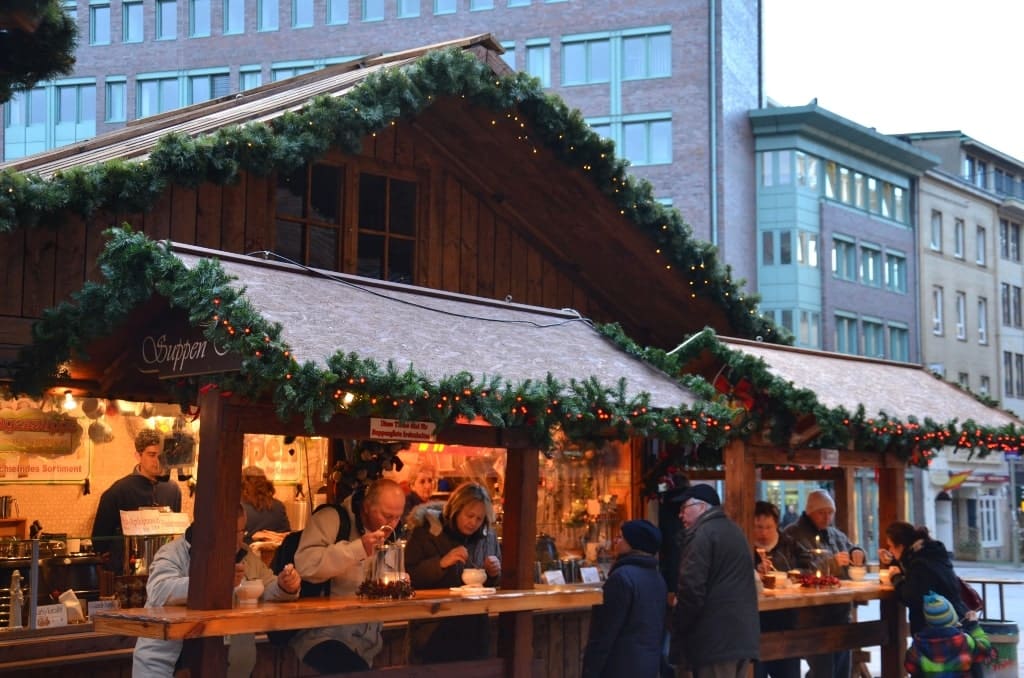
[93,585,603,640]
[759,580,894,611]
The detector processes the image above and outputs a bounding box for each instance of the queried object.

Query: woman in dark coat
[582,520,667,678]
[404,482,501,663]
[883,521,966,634]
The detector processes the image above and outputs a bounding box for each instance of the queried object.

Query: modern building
[1,0,764,286]
[748,103,936,360]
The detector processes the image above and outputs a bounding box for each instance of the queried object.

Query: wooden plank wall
[2,120,598,365]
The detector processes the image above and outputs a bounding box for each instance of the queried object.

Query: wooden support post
[181,394,244,675]
[833,467,856,540]
[723,439,755,537]
[877,464,906,676]
[498,443,540,678]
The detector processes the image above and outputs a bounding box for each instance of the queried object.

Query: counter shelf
[93,585,603,641]
[757,580,903,674]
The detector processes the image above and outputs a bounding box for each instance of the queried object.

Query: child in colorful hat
[904,591,996,677]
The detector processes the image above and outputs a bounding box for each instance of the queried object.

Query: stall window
[357,173,417,283]
[274,162,345,271]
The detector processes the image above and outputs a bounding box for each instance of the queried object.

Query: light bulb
[342,392,355,406]
[63,390,76,411]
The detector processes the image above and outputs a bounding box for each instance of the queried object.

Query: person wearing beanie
[905,592,996,677]
[582,520,667,678]
[669,485,759,677]
[782,488,865,678]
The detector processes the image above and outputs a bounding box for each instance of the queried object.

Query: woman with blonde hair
[404,482,502,662]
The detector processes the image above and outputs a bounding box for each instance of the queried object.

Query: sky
[762,0,1024,162]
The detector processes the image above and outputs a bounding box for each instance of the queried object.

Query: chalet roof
[173,245,698,410]
[720,337,1021,428]
[0,34,507,177]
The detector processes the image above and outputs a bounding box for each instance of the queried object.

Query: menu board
[120,510,190,536]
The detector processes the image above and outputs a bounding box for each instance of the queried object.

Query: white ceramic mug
[67,538,81,553]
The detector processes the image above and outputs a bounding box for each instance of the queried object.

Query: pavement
[856,560,1023,677]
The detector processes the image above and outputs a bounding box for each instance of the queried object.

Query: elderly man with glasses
[669,484,759,678]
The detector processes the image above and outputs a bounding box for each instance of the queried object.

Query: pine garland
[0,0,77,104]
[13,227,739,454]
[0,46,779,342]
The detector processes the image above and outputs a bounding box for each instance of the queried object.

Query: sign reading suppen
[137,320,242,379]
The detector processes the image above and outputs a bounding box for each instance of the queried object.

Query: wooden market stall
[670,333,1024,676]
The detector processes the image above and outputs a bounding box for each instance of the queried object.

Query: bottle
[9,570,23,629]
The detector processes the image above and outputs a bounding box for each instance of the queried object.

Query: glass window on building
[293,0,314,25]
[884,251,906,293]
[622,31,670,79]
[853,172,865,208]
[358,172,418,283]
[1017,354,1024,396]
[780,310,793,334]
[977,297,988,344]
[622,118,671,166]
[795,152,818,189]
[189,72,230,103]
[888,325,909,362]
[470,0,494,8]
[953,219,965,258]
[862,319,884,359]
[138,77,180,117]
[955,291,967,340]
[976,225,986,265]
[776,150,792,185]
[63,0,77,20]
[224,0,245,32]
[499,41,515,69]
[838,167,851,203]
[1014,285,1023,328]
[761,231,774,265]
[867,177,879,213]
[932,286,944,335]
[879,182,893,218]
[799,310,820,348]
[57,83,96,125]
[797,231,817,267]
[157,0,177,39]
[561,38,610,85]
[999,219,1009,259]
[191,0,211,36]
[90,2,111,44]
[760,151,774,187]
[1004,351,1015,396]
[835,314,858,355]
[930,211,942,251]
[260,0,280,29]
[435,0,457,14]
[240,69,262,90]
[105,80,126,121]
[1011,222,1021,262]
[831,237,856,281]
[824,161,837,198]
[398,0,419,17]
[123,1,143,42]
[980,375,990,395]
[860,245,880,286]
[779,230,792,265]
[1002,283,1012,325]
[276,162,345,269]
[327,0,348,23]
[526,43,551,87]
[508,0,531,6]
[892,186,906,223]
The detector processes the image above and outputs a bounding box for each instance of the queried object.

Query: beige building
[904,132,1023,561]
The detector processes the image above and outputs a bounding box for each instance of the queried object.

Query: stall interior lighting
[63,390,77,411]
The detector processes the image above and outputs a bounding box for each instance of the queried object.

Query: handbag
[958,577,984,612]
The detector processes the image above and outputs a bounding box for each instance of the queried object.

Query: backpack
[266,503,352,646]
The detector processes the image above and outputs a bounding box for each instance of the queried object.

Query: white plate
[449,586,496,595]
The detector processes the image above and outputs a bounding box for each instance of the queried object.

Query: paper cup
[67,538,81,553]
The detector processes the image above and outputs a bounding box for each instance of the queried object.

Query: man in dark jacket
[582,519,667,678]
[670,484,759,678]
[783,488,864,678]
[91,429,181,574]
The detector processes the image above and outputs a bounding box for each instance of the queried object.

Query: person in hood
[404,481,501,663]
[669,484,759,678]
[904,591,995,677]
[582,519,667,678]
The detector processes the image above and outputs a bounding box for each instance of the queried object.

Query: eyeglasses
[681,501,704,511]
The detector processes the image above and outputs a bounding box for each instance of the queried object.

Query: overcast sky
[763,0,1024,163]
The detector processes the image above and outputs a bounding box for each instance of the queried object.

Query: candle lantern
[358,539,414,599]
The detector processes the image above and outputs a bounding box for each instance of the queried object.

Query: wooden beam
[749,445,901,469]
[833,467,855,539]
[723,439,755,537]
[498,444,540,678]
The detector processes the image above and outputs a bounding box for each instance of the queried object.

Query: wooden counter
[93,585,602,641]
[759,580,894,611]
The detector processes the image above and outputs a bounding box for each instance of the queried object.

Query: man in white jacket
[132,505,301,677]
